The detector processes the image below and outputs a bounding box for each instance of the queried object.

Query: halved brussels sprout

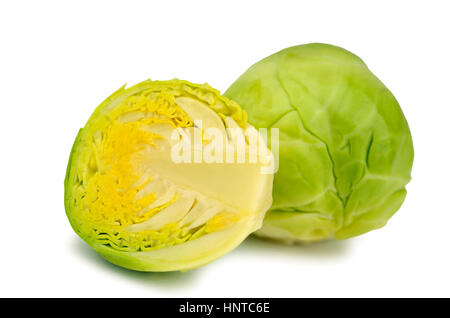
[225,43,414,243]
[65,79,273,271]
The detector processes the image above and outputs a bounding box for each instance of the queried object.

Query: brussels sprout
[225,43,414,242]
[65,79,273,271]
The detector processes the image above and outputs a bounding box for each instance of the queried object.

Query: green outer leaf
[225,43,414,242]
[64,128,83,236]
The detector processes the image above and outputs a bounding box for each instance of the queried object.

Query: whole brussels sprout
[65,79,273,271]
[225,43,414,242]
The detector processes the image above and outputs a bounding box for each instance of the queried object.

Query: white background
[1,0,449,297]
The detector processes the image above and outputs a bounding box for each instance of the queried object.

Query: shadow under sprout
[71,238,200,287]
[71,232,353,286]
[236,234,353,260]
